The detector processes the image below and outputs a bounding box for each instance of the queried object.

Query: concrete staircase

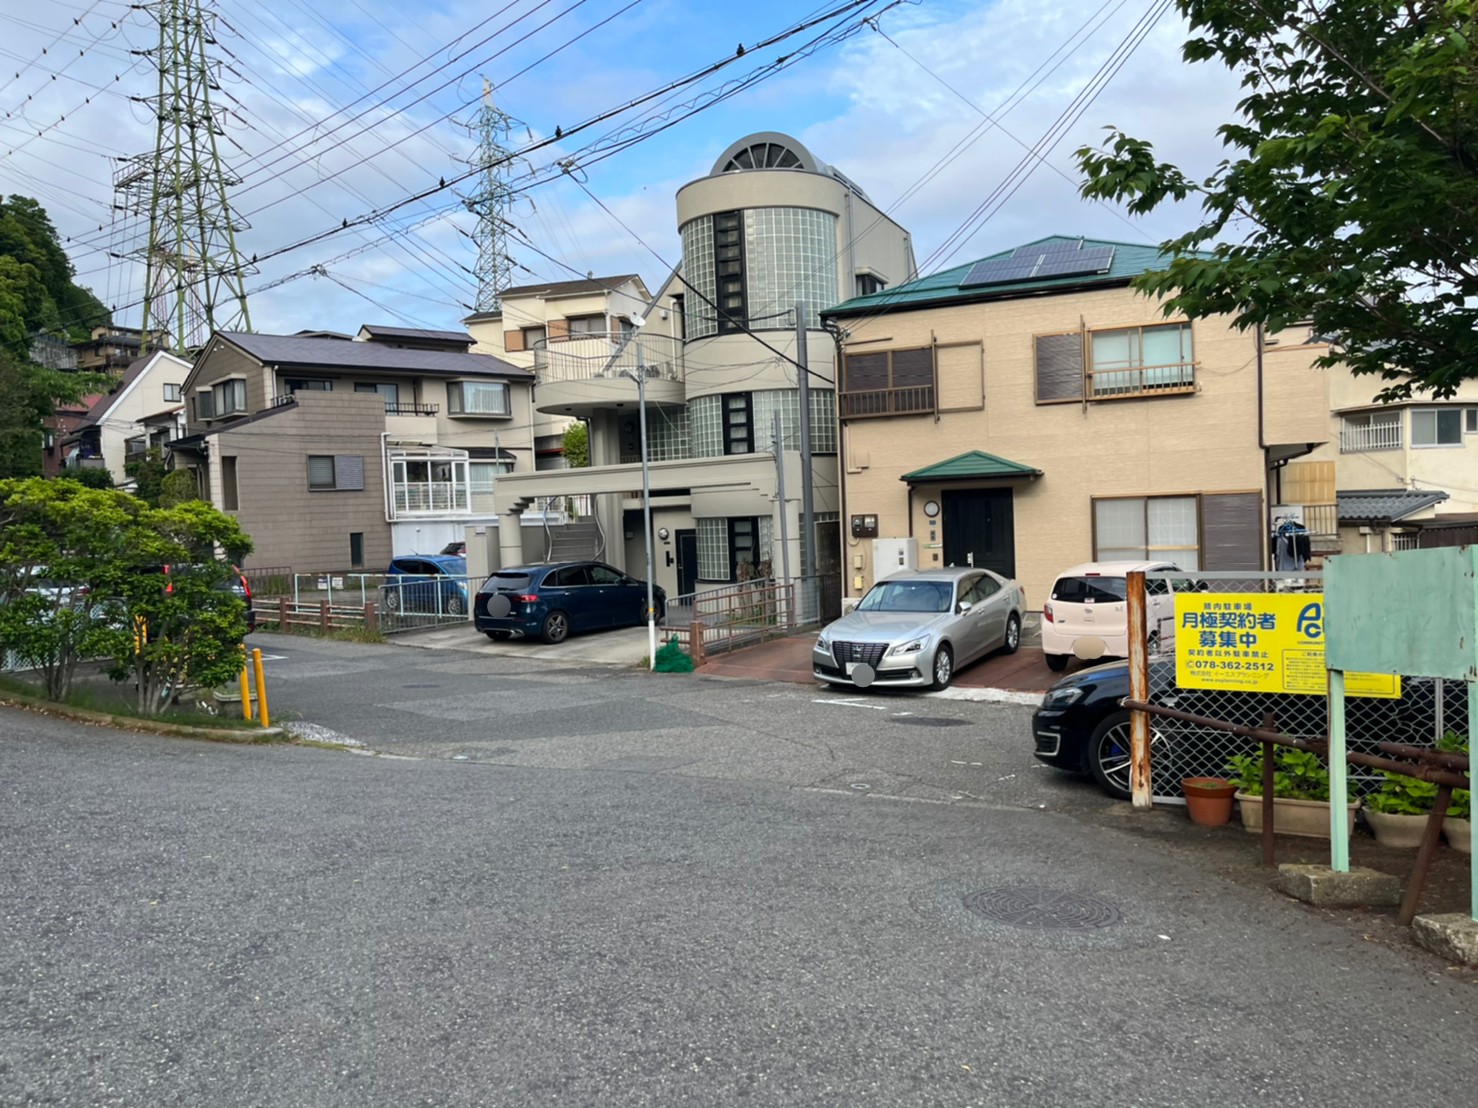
[546,519,603,563]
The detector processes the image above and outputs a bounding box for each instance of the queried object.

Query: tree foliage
[159,469,199,507]
[0,477,253,712]
[124,447,167,506]
[0,195,110,345]
[562,420,590,468]
[1076,0,1478,400]
[0,349,103,480]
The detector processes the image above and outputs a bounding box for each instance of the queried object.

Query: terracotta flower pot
[1182,777,1237,827]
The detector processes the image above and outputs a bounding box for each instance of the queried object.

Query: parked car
[440,541,467,556]
[813,567,1026,691]
[1041,560,1186,672]
[473,561,666,644]
[1032,658,1456,800]
[381,555,469,615]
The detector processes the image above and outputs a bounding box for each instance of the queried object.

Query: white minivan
[1041,561,1182,672]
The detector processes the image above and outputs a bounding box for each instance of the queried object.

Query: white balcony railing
[533,331,684,385]
[393,482,470,515]
[1339,419,1402,453]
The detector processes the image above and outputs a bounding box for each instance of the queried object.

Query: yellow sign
[1174,593,1400,698]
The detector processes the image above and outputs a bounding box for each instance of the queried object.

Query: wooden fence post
[364,601,377,631]
[1127,569,1152,809]
[319,600,331,633]
[689,619,705,666]
[277,597,289,630]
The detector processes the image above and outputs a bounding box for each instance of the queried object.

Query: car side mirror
[958,601,972,614]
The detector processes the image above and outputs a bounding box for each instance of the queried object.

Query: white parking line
[812,697,889,711]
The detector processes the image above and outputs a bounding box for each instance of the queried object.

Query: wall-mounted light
[657,527,670,542]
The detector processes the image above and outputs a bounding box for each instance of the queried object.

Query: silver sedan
[812,567,1026,691]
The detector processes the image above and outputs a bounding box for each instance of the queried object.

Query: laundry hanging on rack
[1272,518,1311,571]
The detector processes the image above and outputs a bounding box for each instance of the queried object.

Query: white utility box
[872,537,918,580]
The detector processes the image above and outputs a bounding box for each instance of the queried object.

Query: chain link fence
[1138,571,1466,803]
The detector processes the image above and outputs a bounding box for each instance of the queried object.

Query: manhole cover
[894,717,970,728]
[963,886,1121,930]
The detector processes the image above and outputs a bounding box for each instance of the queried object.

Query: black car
[1032,660,1137,798]
[473,561,666,644]
[1033,659,1462,801]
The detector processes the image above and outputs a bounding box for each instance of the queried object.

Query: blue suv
[381,555,469,615]
[474,561,665,644]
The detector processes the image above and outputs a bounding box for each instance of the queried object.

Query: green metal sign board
[1324,548,1478,681]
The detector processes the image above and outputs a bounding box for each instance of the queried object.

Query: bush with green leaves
[1364,771,1439,815]
[1226,747,1351,801]
[0,477,252,713]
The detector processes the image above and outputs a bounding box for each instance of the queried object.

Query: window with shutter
[1034,332,1084,403]
[838,348,935,418]
[1200,492,1262,570]
[307,455,335,489]
[334,455,364,491]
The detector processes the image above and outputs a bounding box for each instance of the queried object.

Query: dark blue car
[473,561,665,644]
[381,554,469,615]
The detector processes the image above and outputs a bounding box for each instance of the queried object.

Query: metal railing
[393,482,471,514]
[663,579,794,662]
[385,401,438,416]
[839,385,934,419]
[533,331,684,384]
[279,572,476,633]
[1339,419,1402,452]
[1088,362,1197,398]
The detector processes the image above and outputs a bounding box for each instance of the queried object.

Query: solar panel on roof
[961,245,1115,288]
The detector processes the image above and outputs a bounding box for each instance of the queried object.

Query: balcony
[1087,362,1197,399]
[393,482,470,515]
[1339,417,1402,453]
[840,384,935,420]
[386,401,438,416]
[533,331,686,417]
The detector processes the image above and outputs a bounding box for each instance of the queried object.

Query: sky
[0,0,1249,339]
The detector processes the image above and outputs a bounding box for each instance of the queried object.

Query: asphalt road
[4,633,1477,1106]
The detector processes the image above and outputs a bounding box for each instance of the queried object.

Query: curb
[0,690,285,744]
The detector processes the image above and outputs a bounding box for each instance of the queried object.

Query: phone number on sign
[1183,659,1276,673]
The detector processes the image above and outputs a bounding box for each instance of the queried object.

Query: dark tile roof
[825,235,1210,317]
[357,325,473,347]
[1336,488,1450,523]
[214,331,530,379]
[499,274,642,300]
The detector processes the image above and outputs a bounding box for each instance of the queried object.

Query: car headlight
[1041,686,1085,708]
[815,632,830,651]
[887,636,928,657]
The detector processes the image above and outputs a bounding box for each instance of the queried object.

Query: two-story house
[820,236,1331,607]
[64,349,191,483]
[168,327,534,571]
[464,275,654,470]
[482,131,916,609]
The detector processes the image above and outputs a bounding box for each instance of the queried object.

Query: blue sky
[2,0,1245,336]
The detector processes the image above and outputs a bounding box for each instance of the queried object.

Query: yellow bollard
[237,655,252,723]
[251,647,269,728]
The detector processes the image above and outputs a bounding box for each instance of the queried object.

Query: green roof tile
[826,235,1206,316]
[900,450,1041,482]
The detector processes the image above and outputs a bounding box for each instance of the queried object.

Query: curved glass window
[722,141,804,171]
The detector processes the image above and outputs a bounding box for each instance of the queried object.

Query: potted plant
[1363,771,1437,848]
[1181,776,1237,826]
[1226,748,1359,840]
[1439,731,1470,853]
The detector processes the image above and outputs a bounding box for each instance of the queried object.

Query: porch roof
[900,450,1042,483]
[1336,488,1450,523]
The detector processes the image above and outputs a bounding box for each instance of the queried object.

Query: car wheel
[382,589,401,613]
[446,593,466,616]
[1087,710,1134,800]
[1002,613,1021,655]
[485,630,512,641]
[541,610,570,644]
[1045,652,1069,672]
[930,643,954,690]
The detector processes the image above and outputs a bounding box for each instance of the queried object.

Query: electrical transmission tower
[115,0,252,355]
[463,81,515,313]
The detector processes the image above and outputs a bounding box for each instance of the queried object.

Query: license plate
[846,662,858,676]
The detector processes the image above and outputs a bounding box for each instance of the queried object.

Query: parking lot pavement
[393,620,655,666]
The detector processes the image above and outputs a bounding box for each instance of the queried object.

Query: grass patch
[0,670,271,730]
[254,620,387,644]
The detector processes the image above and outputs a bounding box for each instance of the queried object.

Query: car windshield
[856,579,953,613]
[1051,576,1128,603]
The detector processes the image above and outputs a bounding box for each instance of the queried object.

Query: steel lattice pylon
[117,0,253,355]
[464,81,515,313]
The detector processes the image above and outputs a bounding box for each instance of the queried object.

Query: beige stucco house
[66,349,191,484]
[169,327,533,571]
[820,236,1331,607]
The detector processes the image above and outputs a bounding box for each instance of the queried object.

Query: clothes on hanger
[1271,517,1310,571]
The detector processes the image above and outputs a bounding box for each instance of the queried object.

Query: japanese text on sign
[1174,593,1399,698]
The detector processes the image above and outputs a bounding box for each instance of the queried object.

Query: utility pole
[117,0,253,355]
[462,80,515,312]
[795,301,815,620]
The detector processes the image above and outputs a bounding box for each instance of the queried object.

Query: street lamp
[620,325,657,670]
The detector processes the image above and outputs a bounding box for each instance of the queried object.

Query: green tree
[67,467,114,490]
[0,349,103,480]
[159,469,199,507]
[562,420,590,468]
[1076,0,1478,400]
[0,477,253,711]
[124,447,167,506]
[0,195,109,342]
